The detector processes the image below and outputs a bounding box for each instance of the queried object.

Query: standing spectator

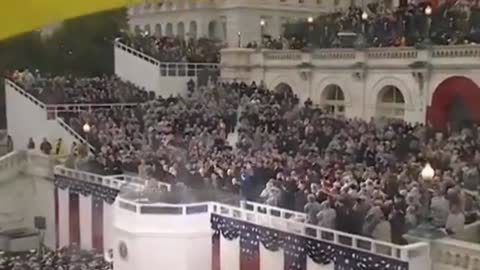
[54,138,64,155]
[430,190,449,227]
[317,200,336,229]
[304,194,322,224]
[6,135,13,152]
[27,138,35,150]
[40,138,52,155]
[372,211,392,242]
[446,203,465,235]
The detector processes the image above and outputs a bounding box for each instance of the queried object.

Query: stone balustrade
[221,45,480,70]
[432,238,480,270]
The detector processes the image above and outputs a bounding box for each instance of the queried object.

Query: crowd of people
[122,35,223,63]
[10,70,151,104]
[57,78,480,244]
[278,1,480,49]
[0,246,111,270]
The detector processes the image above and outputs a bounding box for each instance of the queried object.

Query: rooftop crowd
[122,35,223,63]
[261,1,480,49]
[0,246,111,270]
[47,78,480,245]
[10,70,151,104]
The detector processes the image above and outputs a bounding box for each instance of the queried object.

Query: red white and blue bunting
[54,175,118,204]
[211,214,409,270]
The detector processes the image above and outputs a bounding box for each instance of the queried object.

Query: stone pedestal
[113,200,213,270]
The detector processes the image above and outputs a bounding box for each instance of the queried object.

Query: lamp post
[83,123,91,142]
[237,31,241,47]
[260,19,266,47]
[307,16,314,48]
[424,5,432,46]
[354,11,368,49]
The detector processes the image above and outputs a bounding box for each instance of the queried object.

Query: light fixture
[425,6,432,16]
[260,19,266,26]
[237,31,241,36]
[83,123,91,133]
[421,163,434,180]
[362,11,368,20]
[307,16,314,23]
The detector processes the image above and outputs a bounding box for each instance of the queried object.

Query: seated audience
[13,70,150,104]
[50,78,479,243]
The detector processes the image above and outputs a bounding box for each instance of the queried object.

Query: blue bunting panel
[54,174,118,204]
[211,214,409,270]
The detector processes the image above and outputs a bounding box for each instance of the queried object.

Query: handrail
[54,165,170,192]
[114,40,161,66]
[212,202,430,262]
[241,201,307,220]
[56,118,95,153]
[46,103,140,109]
[114,40,219,69]
[5,79,46,109]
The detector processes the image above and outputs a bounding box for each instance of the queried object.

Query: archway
[177,22,185,39]
[155,24,162,38]
[274,83,293,94]
[376,85,405,120]
[134,25,141,35]
[166,23,173,37]
[189,21,197,39]
[321,84,345,116]
[428,76,480,131]
[208,20,218,40]
[144,24,151,36]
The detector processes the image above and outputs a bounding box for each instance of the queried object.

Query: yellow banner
[0,0,142,40]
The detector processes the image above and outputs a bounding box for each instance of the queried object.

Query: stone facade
[220,45,480,128]
[128,0,341,47]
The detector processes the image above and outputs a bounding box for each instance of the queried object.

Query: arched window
[144,25,151,36]
[376,86,405,120]
[166,23,173,37]
[189,0,197,9]
[322,84,345,116]
[189,21,197,39]
[155,24,162,38]
[134,25,141,35]
[208,20,218,40]
[177,22,185,39]
[274,83,293,94]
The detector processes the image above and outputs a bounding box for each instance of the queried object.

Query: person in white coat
[372,210,392,242]
[317,201,336,229]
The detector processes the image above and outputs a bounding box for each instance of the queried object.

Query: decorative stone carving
[351,62,366,81]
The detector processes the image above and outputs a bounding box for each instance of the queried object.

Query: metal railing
[56,118,95,153]
[5,79,46,109]
[114,40,219,78]
[46,103,139,120]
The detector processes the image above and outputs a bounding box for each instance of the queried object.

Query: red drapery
[69,192,80,246]
[212,234,221,270]
[92,196,104,252]
[239,245,259,270]
[54,187,59,249]
[427,76,480,130]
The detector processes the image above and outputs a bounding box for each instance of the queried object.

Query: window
[376,86,405,120]
[322,85,345,117]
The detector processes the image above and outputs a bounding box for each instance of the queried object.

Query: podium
[113,197,212,270]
